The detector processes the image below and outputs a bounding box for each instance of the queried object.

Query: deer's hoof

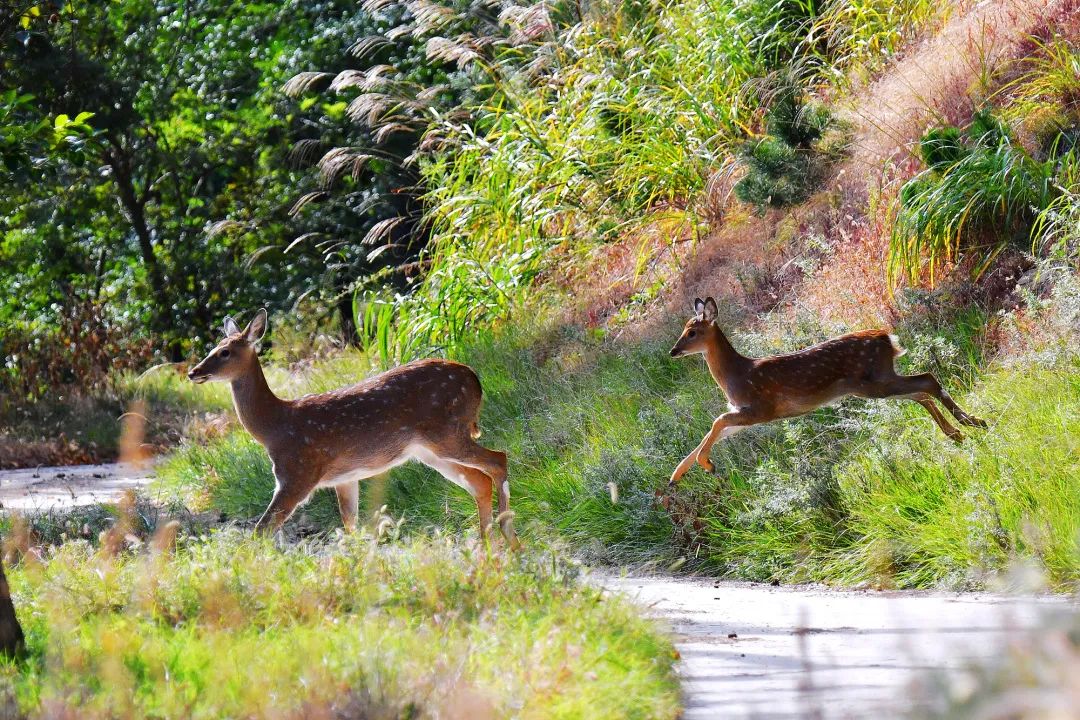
[950,433,965,446]
[967,415,988,429]
[697,458,714,473]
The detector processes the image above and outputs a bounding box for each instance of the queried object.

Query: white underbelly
[316,444,433,489]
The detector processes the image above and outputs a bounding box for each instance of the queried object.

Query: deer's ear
[702,297,718,322]
[223,316,241,336]
[244,308,268,343]
[693,298,706,317]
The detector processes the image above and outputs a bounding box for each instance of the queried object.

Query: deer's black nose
[669,347,680,357]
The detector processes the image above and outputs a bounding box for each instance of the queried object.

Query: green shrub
[734,76,837,209]
[890,110,1060,284]
[918,126,967,170]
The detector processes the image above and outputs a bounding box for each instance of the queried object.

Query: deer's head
[670,297,719,358]
[188,309,267,383]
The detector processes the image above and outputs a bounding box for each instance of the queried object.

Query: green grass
[0,530,679,719]
[156,292,1080,590]
[832,356,1080,590]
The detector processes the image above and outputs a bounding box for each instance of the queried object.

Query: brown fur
[666,297,987,488]
[188,309,519,548]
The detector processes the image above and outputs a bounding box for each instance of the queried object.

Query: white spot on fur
[502,480,510,499]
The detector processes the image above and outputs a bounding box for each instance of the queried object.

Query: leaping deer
[665,297,986,491]
[188,309,520,548]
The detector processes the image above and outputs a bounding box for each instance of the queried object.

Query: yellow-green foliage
[360,0,946,361]
[2,531,679,719]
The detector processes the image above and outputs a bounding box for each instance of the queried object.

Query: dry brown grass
[838,0,1071,169]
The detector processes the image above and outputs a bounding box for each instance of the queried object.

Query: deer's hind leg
[426,438,520,549]
[334,481,359,531]
[454,441,520,550]
[861,373,981,442]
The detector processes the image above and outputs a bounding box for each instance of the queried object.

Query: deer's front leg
[669,440,707,487]
[254,470,310,534]
[696,410,753,473]
[669,411,743,487]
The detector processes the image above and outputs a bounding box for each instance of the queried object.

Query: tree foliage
[0,0,377,388]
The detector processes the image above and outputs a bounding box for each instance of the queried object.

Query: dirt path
[1,464,1070,717]
[605,575,1067,719]
[0,463,156,511]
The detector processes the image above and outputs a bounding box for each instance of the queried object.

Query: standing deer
[187,309,520,548]
[665,297,986,490]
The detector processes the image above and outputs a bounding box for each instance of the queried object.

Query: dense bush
[890,110,1065,283]
[734,75,836,209]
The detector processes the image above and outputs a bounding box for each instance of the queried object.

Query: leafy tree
[0,0,376,376]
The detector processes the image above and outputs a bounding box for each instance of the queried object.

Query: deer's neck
[704,324,749,387]
[229,357,286,444]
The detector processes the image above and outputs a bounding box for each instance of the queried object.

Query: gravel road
[605,574,1067,719]
[0,463,155,511]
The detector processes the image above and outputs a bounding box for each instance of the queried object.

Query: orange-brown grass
[838,0,1067,170]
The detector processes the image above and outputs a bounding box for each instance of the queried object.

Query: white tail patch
[502,480,510,499]
[889,334,907,357]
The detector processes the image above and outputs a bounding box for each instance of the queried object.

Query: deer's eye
[687,330,696,338]
[219,349,231,359]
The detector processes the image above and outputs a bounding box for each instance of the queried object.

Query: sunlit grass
[832,356,1080,590]
[155,291,1080,590]
[0,530,680,719]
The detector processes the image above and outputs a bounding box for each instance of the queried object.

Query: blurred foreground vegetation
[0,526,678,718]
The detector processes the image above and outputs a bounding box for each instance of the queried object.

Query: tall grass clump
[1032,151,1080,259]
[0,530,679,718]
[889,110,1061,284]
[1000,36,1080,260]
